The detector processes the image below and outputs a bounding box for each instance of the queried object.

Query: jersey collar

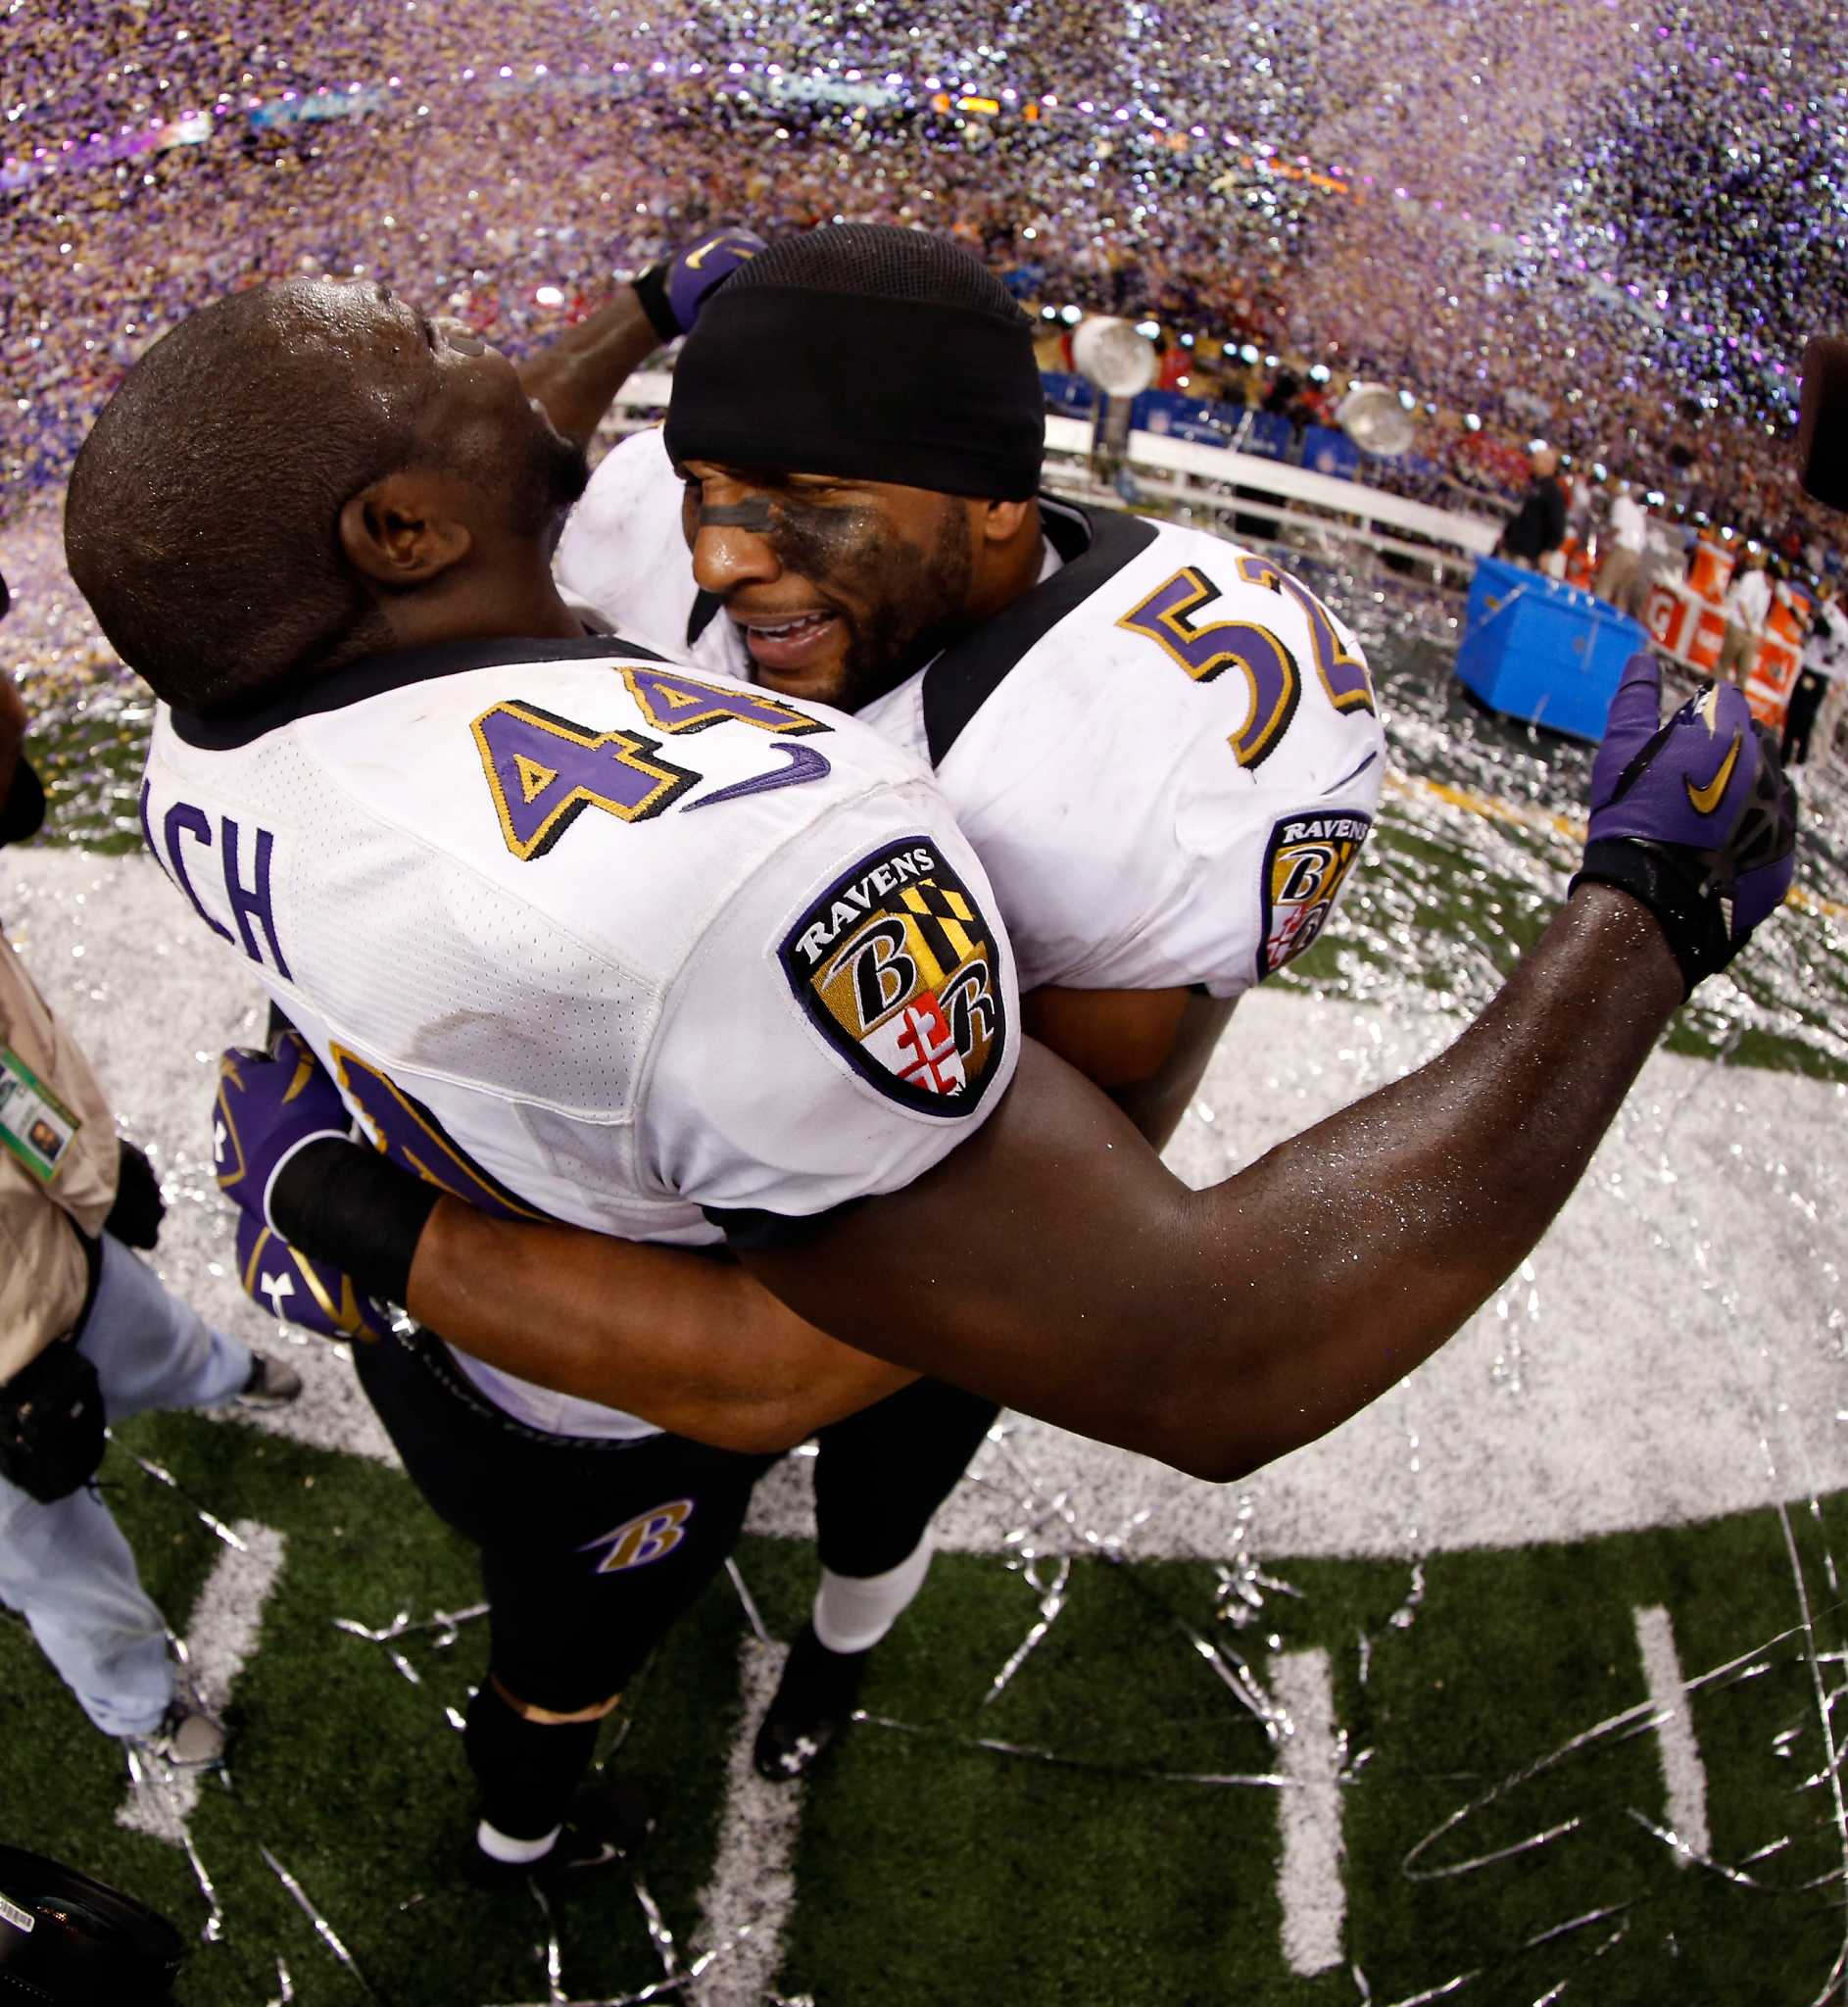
[919,497,1158,765]
[167,629,667,751]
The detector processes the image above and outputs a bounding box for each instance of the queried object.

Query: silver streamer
[122,1722,226,1943]
[115,1438,248,1550]
[723,1555,773,1647]
[260,1845,389,2004]
[180,1824,227,1945]
[629,1871,680,1983]
[529,1883,567,2006]
[982,1554,1069,1704]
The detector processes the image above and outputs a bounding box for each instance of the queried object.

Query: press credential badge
[0,1046,79,1182]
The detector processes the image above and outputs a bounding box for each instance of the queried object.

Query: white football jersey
[557,428,1386,998]
[145,635,1017,1438]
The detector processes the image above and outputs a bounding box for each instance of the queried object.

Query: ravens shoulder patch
[780,835,1008,1118]
[1257,809,1372,981]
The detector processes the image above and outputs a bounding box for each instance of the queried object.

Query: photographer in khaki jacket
[0,637,301,1767]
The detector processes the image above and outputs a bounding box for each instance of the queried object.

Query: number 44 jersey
[142,636,1019,1287]
[557,429,1387,1001]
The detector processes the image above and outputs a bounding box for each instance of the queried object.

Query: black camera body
[0,1847,183,2004]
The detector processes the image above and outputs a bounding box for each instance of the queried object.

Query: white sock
[811,1535,934,1655]
[476,1819,561,1865]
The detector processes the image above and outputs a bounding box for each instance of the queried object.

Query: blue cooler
[1456,557,1650,742]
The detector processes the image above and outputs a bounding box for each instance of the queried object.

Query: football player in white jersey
[540,224,1386,1774]
[66,273,1792,1881]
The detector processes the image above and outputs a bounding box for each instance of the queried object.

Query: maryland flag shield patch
[1257,809,1372,980]
[780,836,1007,1118]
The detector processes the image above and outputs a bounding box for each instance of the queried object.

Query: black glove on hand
[103,1140,166,1250]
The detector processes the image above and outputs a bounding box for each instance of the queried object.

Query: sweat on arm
[737,884,1686,1481]
[273,881,1684,1483]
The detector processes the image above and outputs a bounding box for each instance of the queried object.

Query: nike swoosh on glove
[213,1029,353,1232]
[632,226,766,342]
[1572,652,1798,996]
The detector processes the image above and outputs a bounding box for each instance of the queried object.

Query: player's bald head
[69,278,590,715]
[66,280,440,713]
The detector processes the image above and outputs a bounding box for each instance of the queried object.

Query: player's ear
[975,497,1034,548]
[339,470,472,587]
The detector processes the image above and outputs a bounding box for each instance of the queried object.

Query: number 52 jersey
[558,429,1388,1000]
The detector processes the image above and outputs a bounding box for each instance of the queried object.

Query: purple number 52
[1117,556,1376,770]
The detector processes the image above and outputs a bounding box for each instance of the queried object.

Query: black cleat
[753,1624,872,1783]
[462,1778,656,1890]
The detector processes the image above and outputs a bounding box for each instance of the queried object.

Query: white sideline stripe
[1632,1604,1710,1866]
[691,1640,803,2006]
[119,1520,287,1841]
[1270,1647,1345,1976]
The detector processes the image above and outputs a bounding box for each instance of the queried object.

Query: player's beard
[515,423,593,550]
[829,502,975,714]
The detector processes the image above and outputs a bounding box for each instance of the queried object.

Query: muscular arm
[393,982,1224,1441]
[516,287,661,452]
[741,886,1683,1483]
[297,903,1670,1476]
[402,1208,915,1453]
[1022,984,1235,1148]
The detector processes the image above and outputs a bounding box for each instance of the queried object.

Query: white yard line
[1631,1604,1711,1865]
[690,1639,803,2007]
[119,1519,287,1840]
[1270,1647,1346,1975]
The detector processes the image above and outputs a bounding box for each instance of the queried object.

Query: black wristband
[629,261,680,345]
[270,1138,440,1307]
[1571,839,1722,1001]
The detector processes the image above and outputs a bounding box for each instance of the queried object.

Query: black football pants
[809,1377,999,1579]
[351,1328,776,1717]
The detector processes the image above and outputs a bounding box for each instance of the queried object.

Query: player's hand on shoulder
[632,226,765,343]
[213,1026,353,1231]
[1572,651,1798,995]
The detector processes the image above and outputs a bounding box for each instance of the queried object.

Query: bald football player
[68,276,1793,1879]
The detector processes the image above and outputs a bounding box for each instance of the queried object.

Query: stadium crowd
[2,0,1836,561]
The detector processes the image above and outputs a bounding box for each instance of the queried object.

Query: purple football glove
[1572,652,1798,996]
[214,1029,353,1232]
[632,226,765,343]
[234,1209,392,1342]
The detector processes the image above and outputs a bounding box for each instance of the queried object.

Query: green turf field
[9,1408,1848,2005]
[4,521,1847,2004]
